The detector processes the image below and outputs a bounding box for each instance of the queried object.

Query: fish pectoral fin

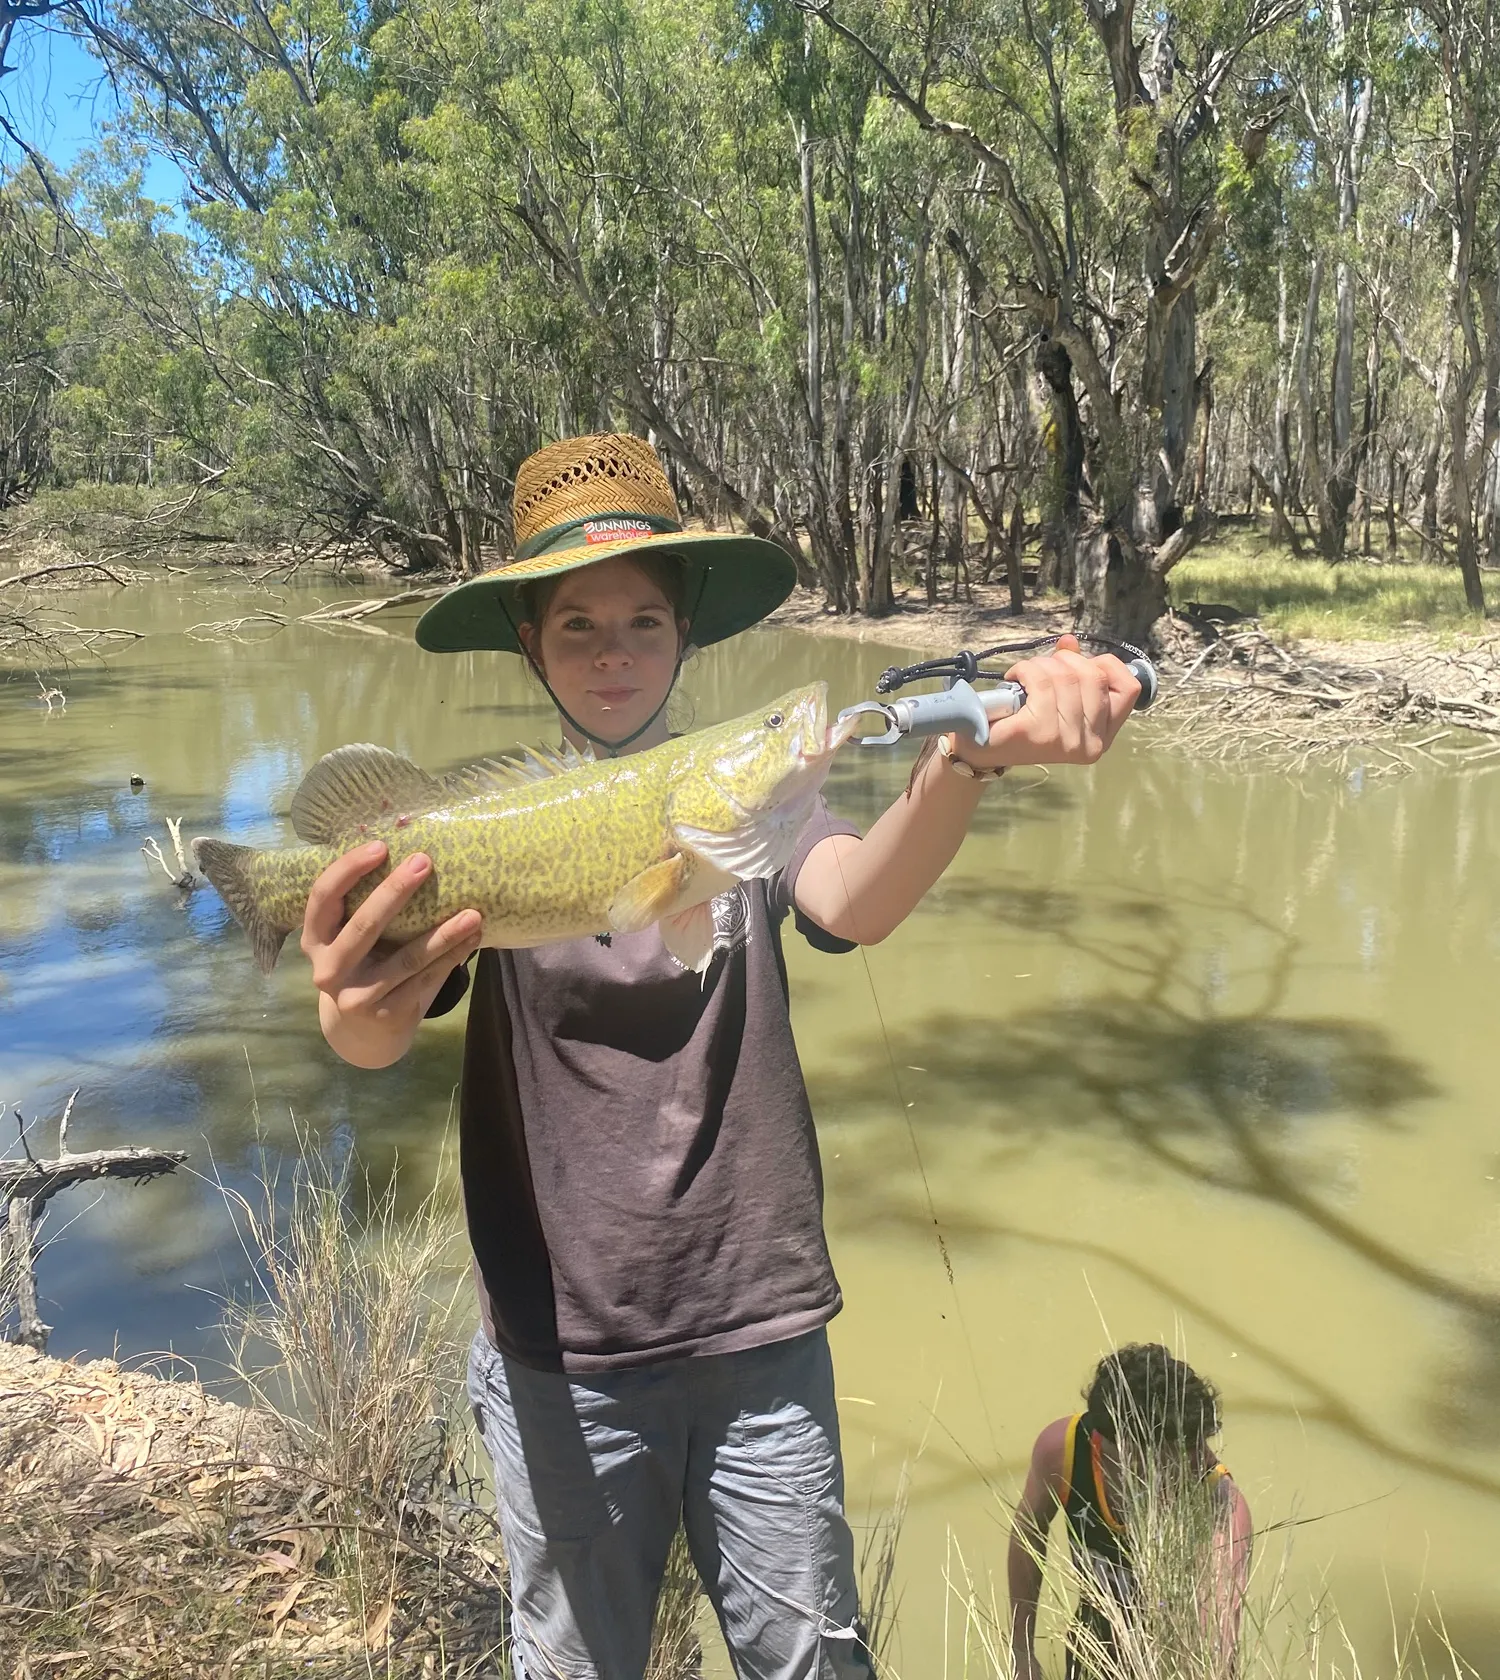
[289,745,447,844]
[608,853,693,934]
[672,791,818,882]
[659,901,716,975]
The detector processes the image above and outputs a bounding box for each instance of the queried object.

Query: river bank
[0,1249,511,1677]
[9,534,1499,769]
[768,580,1500,769]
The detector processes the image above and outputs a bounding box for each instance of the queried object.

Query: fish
[191,682,842,976]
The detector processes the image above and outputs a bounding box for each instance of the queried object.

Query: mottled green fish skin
[198,684,833,960]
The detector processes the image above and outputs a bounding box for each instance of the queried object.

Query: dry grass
[0,1137,713,1677]
[0,1149,510,1676]
[943,1405,1478,1680]
[213,1143,510,1674]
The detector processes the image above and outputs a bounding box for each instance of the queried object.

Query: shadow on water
[813,880,1500,1497]
[819,996,1473,1304]
[991,1231,1500,1504]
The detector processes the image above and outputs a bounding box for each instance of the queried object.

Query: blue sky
[2,18,185,200]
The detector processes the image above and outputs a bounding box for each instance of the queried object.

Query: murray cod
[192,684,842,976]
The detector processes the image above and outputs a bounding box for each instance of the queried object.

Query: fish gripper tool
[837,649,1158,749]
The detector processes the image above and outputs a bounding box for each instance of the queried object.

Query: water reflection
[3,578,1500,1674]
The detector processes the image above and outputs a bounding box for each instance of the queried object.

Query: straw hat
[415,434,798,655]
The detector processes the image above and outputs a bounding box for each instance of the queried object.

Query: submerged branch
[0,558,130,589]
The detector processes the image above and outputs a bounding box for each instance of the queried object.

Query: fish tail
[191,837,291,974]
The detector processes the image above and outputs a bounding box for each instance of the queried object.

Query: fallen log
[299,585,449,623]
[2,1092,187,1355]
[0,1144,189,1206]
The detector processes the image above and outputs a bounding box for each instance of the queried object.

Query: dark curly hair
[1083,1344,1222,1448]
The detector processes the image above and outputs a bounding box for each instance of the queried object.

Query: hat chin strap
[498,590,700,759]
[538,663,681,758]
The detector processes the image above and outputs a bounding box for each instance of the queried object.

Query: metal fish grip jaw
[836,637,1159,749]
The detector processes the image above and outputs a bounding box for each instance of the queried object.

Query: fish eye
[766,711,784,729]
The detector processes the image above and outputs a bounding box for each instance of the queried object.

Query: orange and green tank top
[1059,1412,1230,1569]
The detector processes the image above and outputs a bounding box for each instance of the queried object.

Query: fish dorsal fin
[289,744,447,844]
[445,739,595,797]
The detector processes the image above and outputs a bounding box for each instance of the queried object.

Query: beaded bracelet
[937,733,1007,783]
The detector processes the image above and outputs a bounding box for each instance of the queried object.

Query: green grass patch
[1171,528,1484,641]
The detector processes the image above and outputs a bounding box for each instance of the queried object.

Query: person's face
[519,555,688,751]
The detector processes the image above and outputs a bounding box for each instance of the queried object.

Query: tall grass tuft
[217,1132,704,1674]
[220,1142,472,1602]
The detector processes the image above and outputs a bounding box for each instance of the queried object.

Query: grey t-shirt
[441,797,859,1373]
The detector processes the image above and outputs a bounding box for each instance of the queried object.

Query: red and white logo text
[583,519,656,545]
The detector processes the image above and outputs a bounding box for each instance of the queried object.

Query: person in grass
[1008,1344,1253,1680]
[301,434,1142,1680]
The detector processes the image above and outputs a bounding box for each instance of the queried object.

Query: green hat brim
[414,530,799,655]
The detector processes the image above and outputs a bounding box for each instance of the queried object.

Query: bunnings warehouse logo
[583,519,658,544]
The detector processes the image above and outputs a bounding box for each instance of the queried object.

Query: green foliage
[0,0,1490,628]
[1173,541,1476,641]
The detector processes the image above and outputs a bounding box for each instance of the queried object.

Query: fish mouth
[824,709,864,754]
[795,682,833,766]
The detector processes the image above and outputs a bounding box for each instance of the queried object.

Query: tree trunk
[1193,358,1214,512]
[1297,252,1326,534]
[1448,208,1487,612]
[1324,4,1374,558]
[1075,526,1168,646]
[867,208,932,614]
[1387,449,1403,554]
[1007,494,1026,615]
[1035,338,1083,597]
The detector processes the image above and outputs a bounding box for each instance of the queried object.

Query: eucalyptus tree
[805,0,1298,641]
[1417,0,1499,614]
[44,0,552,567]
[1289,0,1376,558]
[0,186,58,508]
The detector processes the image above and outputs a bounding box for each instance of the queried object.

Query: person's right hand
[302,841,483,1068]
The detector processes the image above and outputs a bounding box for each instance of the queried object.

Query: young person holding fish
[299,437,1142,1680]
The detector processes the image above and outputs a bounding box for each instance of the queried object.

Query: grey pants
[466,1326,874,1680]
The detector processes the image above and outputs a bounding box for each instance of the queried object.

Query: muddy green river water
[2,576,1498,1675]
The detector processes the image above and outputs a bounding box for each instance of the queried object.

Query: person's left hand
[952,635,1141,771]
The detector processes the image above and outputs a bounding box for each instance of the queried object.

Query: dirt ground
[768,582,1500,768]
[0,1341,506,1677]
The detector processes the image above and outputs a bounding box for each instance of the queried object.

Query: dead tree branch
[1,1092,187,1353]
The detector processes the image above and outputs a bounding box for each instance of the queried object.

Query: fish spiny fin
[190,837,290,974]
[445,739,595,796]
[608,853,693,933]
[289,744,446,844]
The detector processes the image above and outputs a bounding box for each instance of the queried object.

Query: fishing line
[875,632,1151,696]
[823,759,1003,1461]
